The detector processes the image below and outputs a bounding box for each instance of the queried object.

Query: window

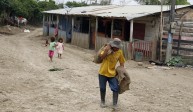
[113,20,122,36]
[133,23,145,40]
[74,17,89,33]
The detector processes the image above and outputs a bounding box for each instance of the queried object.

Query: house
[42,5,193,61]
[161,6,193,62]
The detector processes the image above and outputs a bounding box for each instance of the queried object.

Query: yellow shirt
[99,49,126,77]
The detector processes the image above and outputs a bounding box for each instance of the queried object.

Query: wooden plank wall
[43,26,48,36]
[122,41,132,60]
[95,36,111,51]
[49,27,55,37]
[96,36,132,60]
[71,32,89,49]
[58,30,67,42]
[162,8,193,57]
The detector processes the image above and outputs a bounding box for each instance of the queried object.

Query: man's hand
[104,44,111,52]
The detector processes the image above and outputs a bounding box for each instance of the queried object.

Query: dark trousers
[99,74,119,92]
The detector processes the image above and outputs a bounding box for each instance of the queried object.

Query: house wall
[96,36,111,50]
[66,16,72,41]
[43,26,48,36]
[71,32,90,49]
[135,16,159,41]
[49,27,55,37]
[162,7,193,58]
[43,14,49,36]
[162,7,193,39]
[96,36,132,60]
[58,30,67,42]
[58,15,66,31]
[145,19,159,41]
[96,17,159,60]
[57,15,68,42]
[133,16,159,60]
[43,14,69,42]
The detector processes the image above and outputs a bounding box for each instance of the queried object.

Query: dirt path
[0,28,193,112]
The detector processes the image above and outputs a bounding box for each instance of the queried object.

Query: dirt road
[0,28,193,112]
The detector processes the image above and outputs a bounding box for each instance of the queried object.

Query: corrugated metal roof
[43,5,190,20]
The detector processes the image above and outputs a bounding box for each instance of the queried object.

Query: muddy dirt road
[0,28,193,112]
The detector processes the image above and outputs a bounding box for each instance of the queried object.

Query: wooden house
[161,6,193,62]
[43,5,193,61]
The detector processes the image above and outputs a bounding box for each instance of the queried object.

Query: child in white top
[56,38,64,59]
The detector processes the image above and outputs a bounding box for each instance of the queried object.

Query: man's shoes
[100,101,106,108]
[100,91,106,108]
[112,92,119,110]
[112,104,118,110]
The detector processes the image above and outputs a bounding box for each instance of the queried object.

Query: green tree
[176,0,190,5]
[0,0,12,18]
[0,0,59,24]
[58,3,64,8]
[65,1,88,8]
[38,1,59,11]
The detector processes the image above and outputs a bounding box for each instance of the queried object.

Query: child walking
[48,37,57,62]
[56,38,64,59]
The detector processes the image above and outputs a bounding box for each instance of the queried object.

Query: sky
[53,0,193,5]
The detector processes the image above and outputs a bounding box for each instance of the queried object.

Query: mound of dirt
[0,25,22,35]
[0,25,36,36]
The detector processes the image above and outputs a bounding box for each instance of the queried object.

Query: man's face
[112,47,119,52]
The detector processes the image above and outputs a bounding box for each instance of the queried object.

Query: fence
[133,40,153,60]
[95,37,153,60]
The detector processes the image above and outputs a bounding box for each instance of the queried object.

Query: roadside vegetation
[0,0,59,25]
[0,0,89,25]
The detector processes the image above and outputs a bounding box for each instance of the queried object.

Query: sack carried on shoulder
[93,45,106,64]
[93,44,112,64]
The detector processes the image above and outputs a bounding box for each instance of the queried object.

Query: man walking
[98,38,126,109]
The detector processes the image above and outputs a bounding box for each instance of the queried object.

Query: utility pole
[165,0,176,63]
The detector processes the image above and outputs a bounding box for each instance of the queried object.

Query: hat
[109,38,123,49]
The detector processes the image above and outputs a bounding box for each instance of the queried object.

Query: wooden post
[43,14,45,36]
[57,15,59,28]
[95,17,98,51]
[130,19,134,59]
[43,14,45,27]
[48,14,51,36]
[89,18,91,49]
[130,19,133,42]
[65,15,68,43]
[72,16,74,40]
[50,14,53,24]
[122,20,125,40]
[111,19,114,39]
[56,15,59,39]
